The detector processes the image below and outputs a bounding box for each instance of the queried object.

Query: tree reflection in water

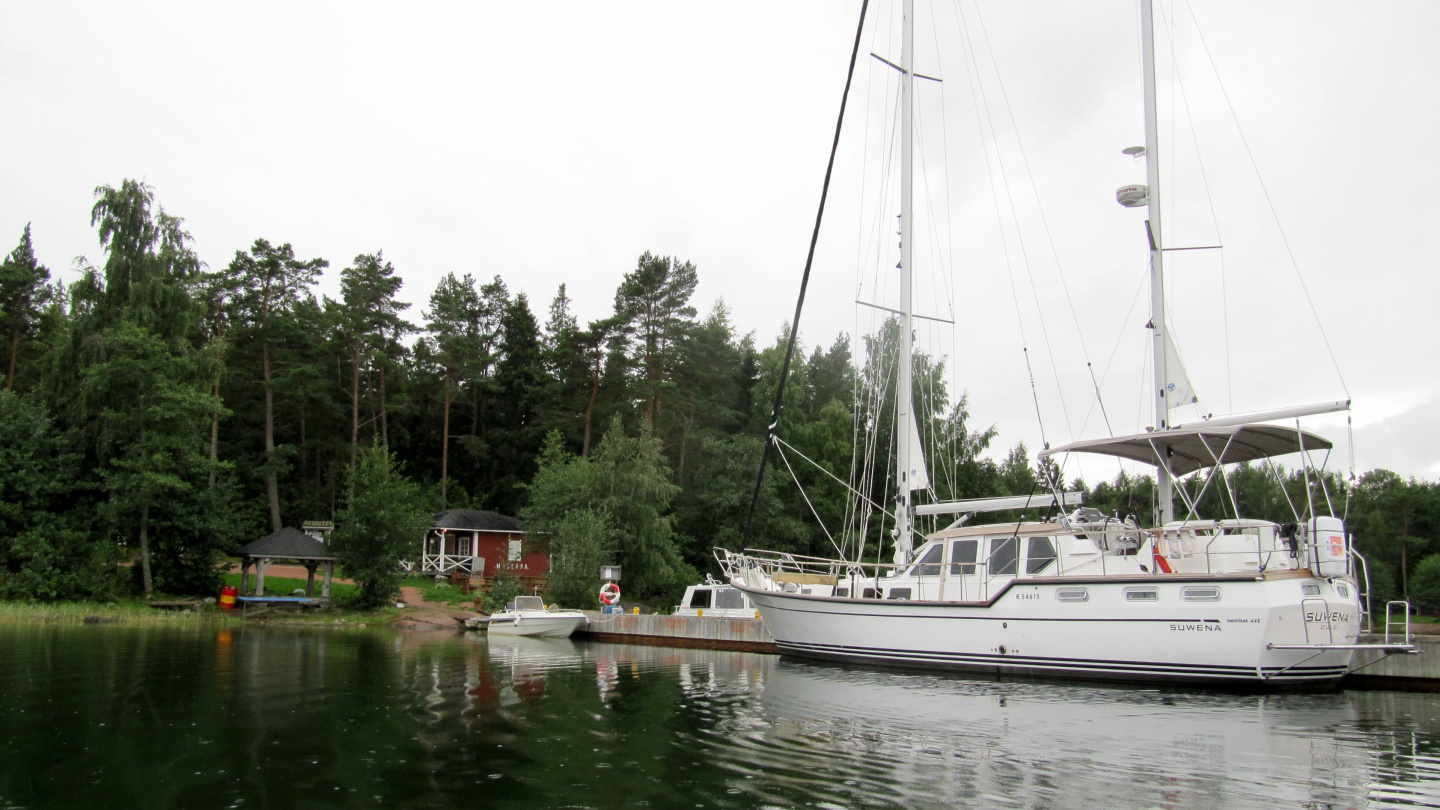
[0,625,1436,809]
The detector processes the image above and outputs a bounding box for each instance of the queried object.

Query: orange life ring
[599,582,621,606]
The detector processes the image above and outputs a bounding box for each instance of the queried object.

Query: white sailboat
[719,0,1415,686]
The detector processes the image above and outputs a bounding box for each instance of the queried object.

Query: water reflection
[0,624,1436,809]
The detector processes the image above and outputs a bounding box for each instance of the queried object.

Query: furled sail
[906,413,929,491]
[1164,332,1198,409]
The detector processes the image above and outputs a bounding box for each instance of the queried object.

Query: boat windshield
[715,588,746,610]
[514,596,545,611]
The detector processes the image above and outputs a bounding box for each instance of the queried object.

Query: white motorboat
[674,576,758,619]
[720,0,1416,686]
[483,595,587,638]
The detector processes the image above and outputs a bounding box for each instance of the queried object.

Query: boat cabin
[757,511,1322,604]
[675,578,755,618]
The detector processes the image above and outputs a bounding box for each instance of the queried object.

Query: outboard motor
[1308,516,1349,578]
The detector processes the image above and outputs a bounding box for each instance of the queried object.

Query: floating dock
[577,611,778,654]
[1348,633,1439,691]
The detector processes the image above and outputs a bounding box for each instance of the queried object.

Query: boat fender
[599,582,621,606]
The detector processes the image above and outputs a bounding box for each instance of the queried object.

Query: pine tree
[613,252,699,427]
[225,239,327,530]
[425,272,483,508]
[330,252,410,469]
[489,292,544,514]
[0,225,51,392]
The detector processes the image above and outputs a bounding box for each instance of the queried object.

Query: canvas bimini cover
[1038,423,1332,476]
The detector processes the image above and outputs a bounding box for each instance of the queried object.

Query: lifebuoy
[599,582,621,606]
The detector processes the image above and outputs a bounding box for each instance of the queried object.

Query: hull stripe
[776,640,1347,681]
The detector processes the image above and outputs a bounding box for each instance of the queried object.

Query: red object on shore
[219,585,237,611]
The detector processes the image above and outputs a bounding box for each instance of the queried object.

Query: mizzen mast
[1139,0,1175,525]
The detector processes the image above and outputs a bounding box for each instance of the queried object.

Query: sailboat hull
[741,578,1359,686]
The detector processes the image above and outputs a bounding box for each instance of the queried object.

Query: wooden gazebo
[236,527,337,600]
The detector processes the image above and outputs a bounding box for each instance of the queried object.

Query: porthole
[1336,584,1350,599]
[1124,587,1159,602]
[1056,588,1089,603]
[1181,586,1221,602]
[1301,583,1321,596]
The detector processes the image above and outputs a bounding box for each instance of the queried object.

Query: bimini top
[1039,423,1332,477]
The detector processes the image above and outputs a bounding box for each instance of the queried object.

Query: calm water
[1,625,1437,809]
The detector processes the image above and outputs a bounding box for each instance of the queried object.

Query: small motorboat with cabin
[674,576,758,619]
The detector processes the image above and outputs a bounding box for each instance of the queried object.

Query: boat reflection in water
[752,660,1440,809]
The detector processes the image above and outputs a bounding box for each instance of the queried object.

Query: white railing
[421,553,481,574]
[719,524,1334,601]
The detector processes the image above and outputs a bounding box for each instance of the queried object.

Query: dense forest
[1,180,1438,610]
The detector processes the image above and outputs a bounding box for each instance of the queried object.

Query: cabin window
[1301,583,1321,596]
[1025,537,1057,575]
[1337,584,1350,599]
[715,588,746,610]
[1124,587,1159,602]
[690,588,712,609]
[987,537,1019,577]
[1056,588,1089,602]
[910,544,944,577]
[887,588,912,600]
[1181,586,1221,602]
[862,588,879,599]
[508,539,522,562]
[836,588,850,597]
[950,539,978,575]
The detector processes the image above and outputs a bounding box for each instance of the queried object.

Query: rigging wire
[953,0,1047,455]
[1183,1,1351,400]
[970,1,1104,444]
[773,442,845,558]
[960,0,1073,446]
[743,0,872,544]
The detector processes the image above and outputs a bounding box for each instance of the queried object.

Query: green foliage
[1408,554,1440,614]
[482,571,524,613]
[522,422,682,600]
[332,443,430,609]
[0,391,113,600]
[545,507,620,610]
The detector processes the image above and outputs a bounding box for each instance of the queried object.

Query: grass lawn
[399,575,481,607]
[221,572,361,601]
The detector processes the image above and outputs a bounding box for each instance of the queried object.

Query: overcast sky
[3,1,1438,485]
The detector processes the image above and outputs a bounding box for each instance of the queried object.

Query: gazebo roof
[433,509,523,532]
[236,526,336,560]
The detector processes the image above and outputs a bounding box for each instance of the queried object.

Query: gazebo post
[305,563,317,597]
[322,561,333,598]
[255,559,267,596]
[240,557,250,595]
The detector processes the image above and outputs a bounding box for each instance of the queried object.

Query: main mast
[1140,0,1174,525]
[893,0,917,564]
